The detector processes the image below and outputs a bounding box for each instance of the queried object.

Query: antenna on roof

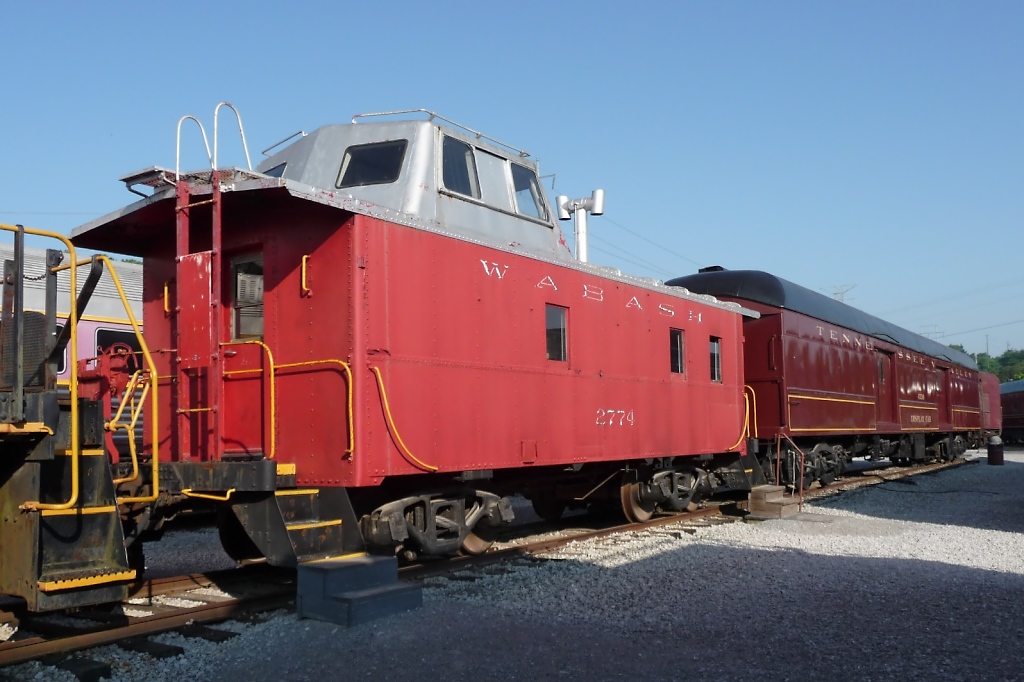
[555,190,605,263]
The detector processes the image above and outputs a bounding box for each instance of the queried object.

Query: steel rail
[0,567,292,667]
[0,458,971,668]
[402,457,972,579]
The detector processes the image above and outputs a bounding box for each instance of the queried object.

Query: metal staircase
[0,227,136,611]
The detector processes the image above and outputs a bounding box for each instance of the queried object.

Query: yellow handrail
[300,255,311,295]
[1,224,79,512]
[109,373,150,486]
[221,340,276,459]
[93,255,161,505]
[369,366,437,472]
[163,281,171,314]
[745,384,759,438]
[276,359,354,455]
[181,488,236,502]
[727,392,751,451]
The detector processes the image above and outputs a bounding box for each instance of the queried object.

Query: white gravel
[7,447,1024,681]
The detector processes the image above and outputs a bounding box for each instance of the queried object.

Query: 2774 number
[595,409,635,426]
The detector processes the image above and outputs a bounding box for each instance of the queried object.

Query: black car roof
[666,269,978,370]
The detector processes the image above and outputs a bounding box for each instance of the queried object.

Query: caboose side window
[511,163,548,221]
[336,140,408,188]
[710,336,722,382]
[231,254,264,340]
[670,328,685,374]
[442,136,481,199]
[545,305,567,362]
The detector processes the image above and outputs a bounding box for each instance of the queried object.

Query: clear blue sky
[1,1,1021,357]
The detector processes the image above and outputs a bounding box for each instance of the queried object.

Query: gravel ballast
[7,448,1024,681]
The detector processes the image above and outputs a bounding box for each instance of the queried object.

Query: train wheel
[620,474,655,523]
[813,444,837,486]
[531,495,567,523]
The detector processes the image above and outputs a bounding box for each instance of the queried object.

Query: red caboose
[668,268,990,486]
[71,110,759,561]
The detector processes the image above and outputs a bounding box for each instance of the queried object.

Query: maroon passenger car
[668,268,996,486]
[1003,380,1024,443]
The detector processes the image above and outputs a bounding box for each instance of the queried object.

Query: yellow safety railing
[93,255,160,505]
[727,386,761,452]
[108,370,151,486]
[221,340,277,459]
[727,393,751,452]
[276,359,354,455]
[220,344,356,459]
[2,224,80,512]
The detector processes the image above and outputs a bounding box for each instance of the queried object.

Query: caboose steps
[296,554,422,627]
[225,487,364,566]
[746,485,801,520]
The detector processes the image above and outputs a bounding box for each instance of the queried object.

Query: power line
[595,215,704,268]
[588,234,677,278]
[588,244,675,278]
[941,318,1024,339]
[877,276,1024,316]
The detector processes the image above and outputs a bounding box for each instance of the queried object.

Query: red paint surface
[134,196,747,489]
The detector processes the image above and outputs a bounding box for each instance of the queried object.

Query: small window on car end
[336,140,408,189]
[264,162,287,178]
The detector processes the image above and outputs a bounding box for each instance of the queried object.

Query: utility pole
[830,284,856,303]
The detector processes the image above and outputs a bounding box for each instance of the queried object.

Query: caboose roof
[71,112,761,320]
[74,113,566,262]
[666,269,978,370]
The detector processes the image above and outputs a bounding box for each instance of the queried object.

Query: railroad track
[0,456,973,673]
[403,456,976,579]
[0,566,294,670]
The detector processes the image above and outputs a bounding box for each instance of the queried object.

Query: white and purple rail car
[5,244,143,452]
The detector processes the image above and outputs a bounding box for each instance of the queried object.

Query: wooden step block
[749,485,786,504]
[747,500,802,520]
[749,496,801,513]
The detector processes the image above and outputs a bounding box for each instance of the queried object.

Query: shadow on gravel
[203,541,1024,682]
[811,448,1024,534]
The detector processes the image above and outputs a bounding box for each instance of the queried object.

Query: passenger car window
[442,136,481,198]
[336,140,408,188]
[511,163,547,220]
